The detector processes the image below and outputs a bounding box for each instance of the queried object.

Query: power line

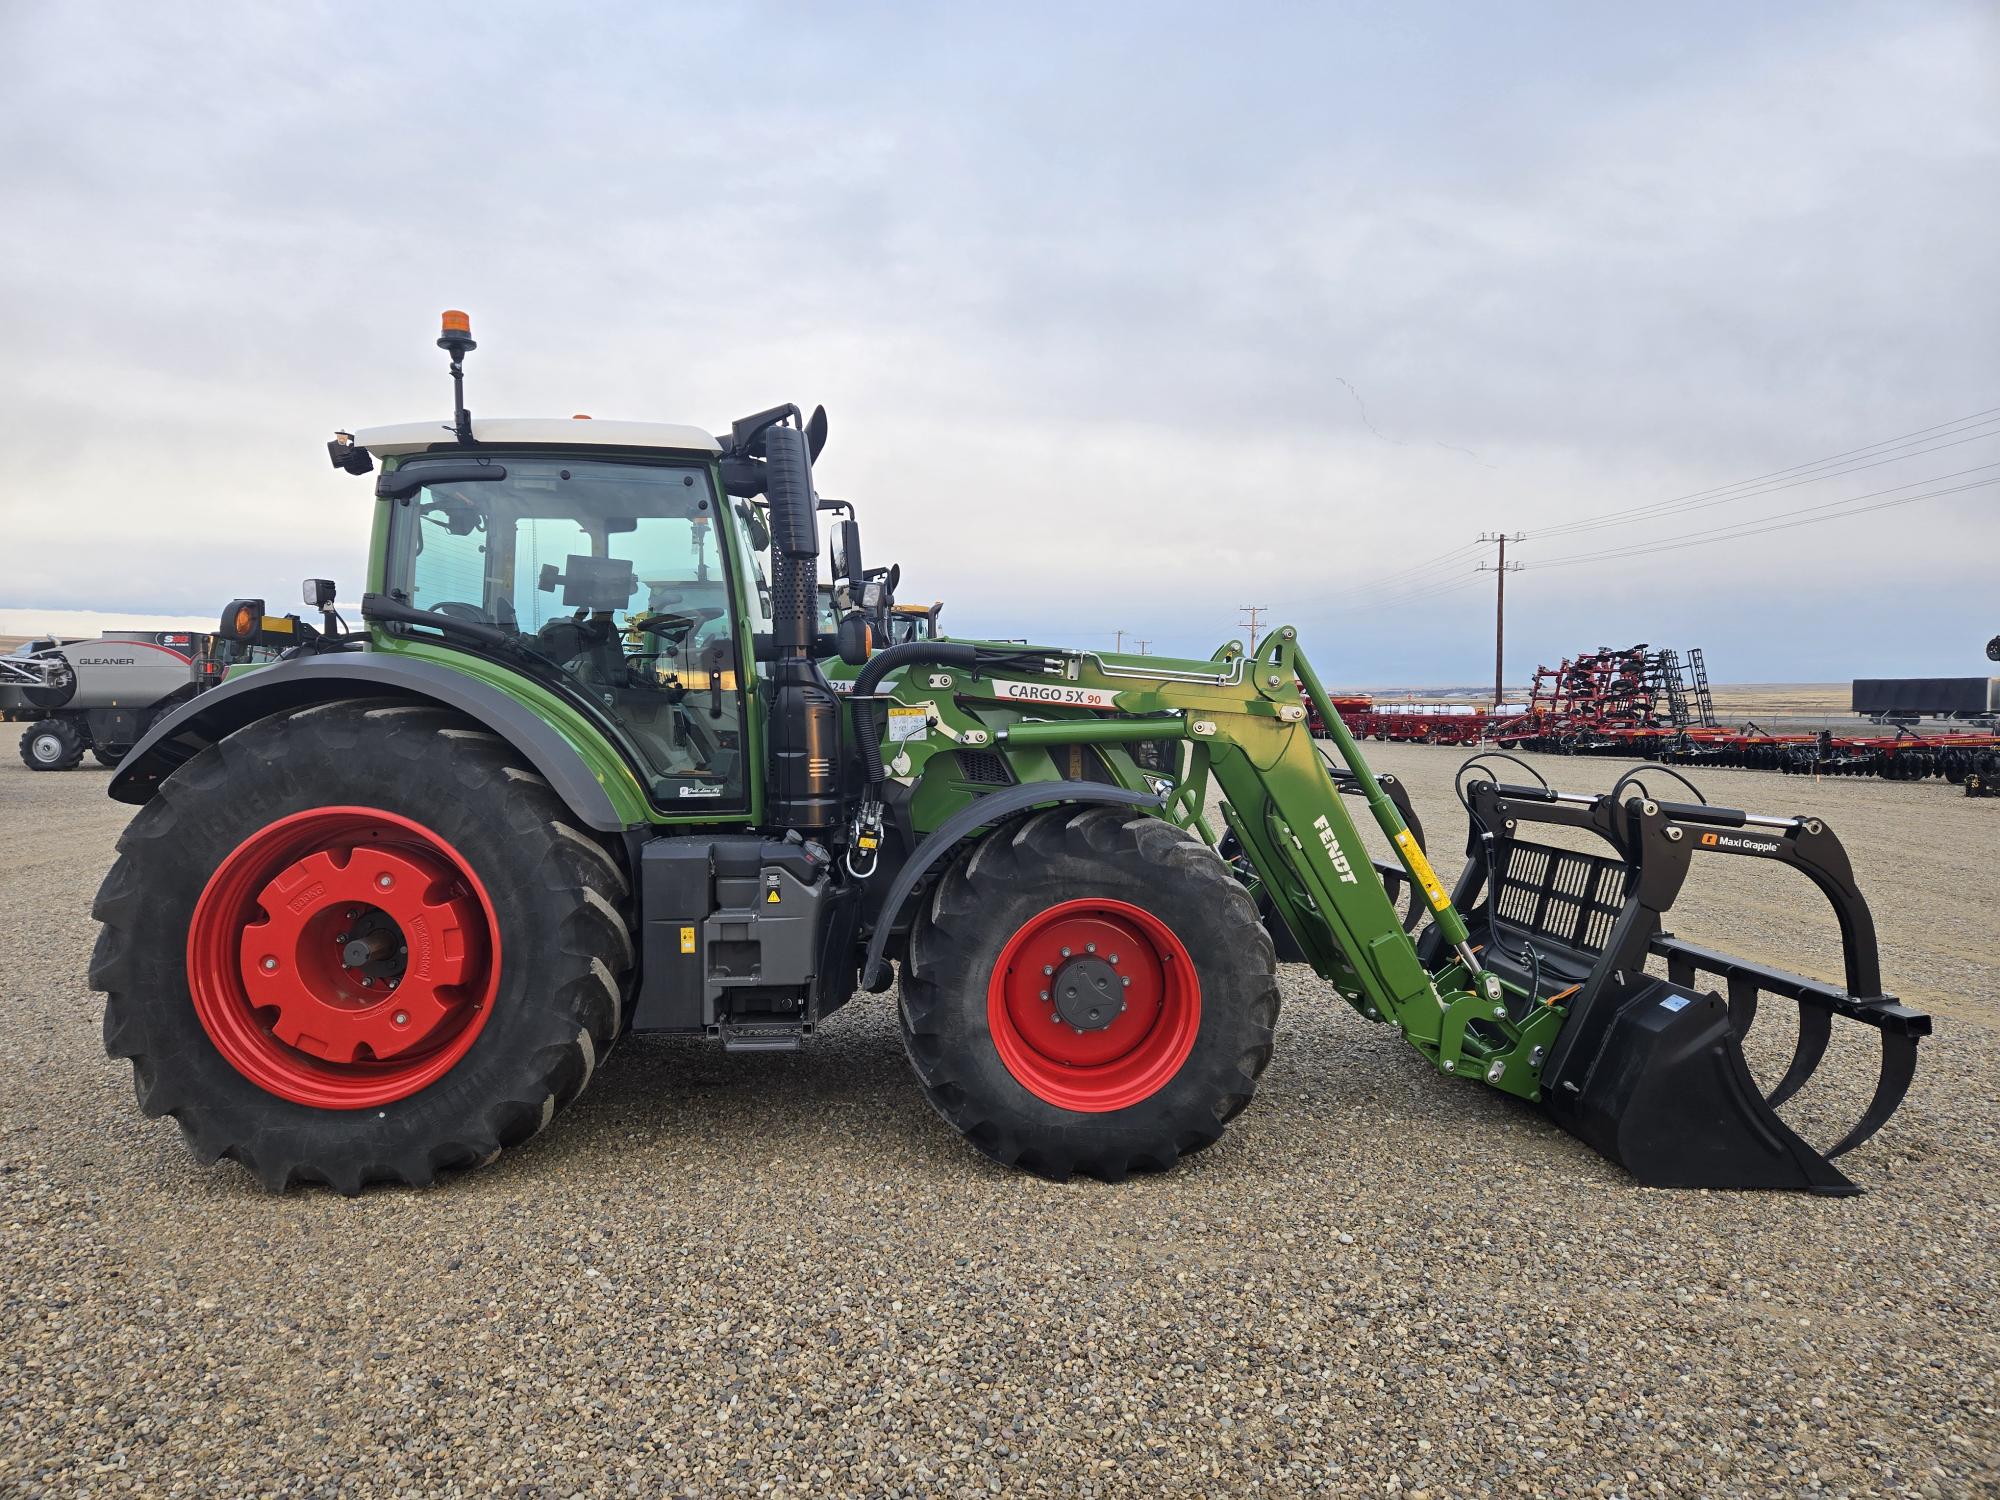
[1528,410,2000,541]
[1523,474,2000,570]
[1317,543,1489,611]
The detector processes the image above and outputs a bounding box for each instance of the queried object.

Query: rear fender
[107,652,635,832]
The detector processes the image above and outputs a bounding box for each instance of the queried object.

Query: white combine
[2,631,213,770]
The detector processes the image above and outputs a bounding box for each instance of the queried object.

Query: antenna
[437,310,477,444]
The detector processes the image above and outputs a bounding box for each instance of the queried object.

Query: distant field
[1353,681,1859,716]
[1706,682,1851,715]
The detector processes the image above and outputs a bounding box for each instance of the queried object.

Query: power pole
[1135,639,1152,655]
[1476,533,1524,708]
[1237,605,1268,652]
[1112,629,1126,653]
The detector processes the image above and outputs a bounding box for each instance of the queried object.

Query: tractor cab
[361,429,758,809]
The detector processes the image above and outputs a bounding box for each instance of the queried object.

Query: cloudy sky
[2,2,1994,685]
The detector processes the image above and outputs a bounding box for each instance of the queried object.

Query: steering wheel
[638,606,725,646]
[427,601,490,624]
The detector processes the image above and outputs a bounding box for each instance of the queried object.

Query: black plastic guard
[1542,973,1858,1196]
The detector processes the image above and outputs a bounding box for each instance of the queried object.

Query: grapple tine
[1725,974,1759,1042]
[1440,773,1931,1193]
[1825,1031,1921,1159]
[1763,1002,1832,1108]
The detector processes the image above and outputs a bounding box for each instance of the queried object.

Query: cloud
[0,1,1993,683]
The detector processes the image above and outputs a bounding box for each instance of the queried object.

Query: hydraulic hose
[851,641,981,790]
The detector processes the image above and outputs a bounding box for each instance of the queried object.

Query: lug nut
[1107,954,1119,965]
[360,977,373,988]
[336,933,349,945]
[1059,947,1071,958]
[1042,965,1054,976]
[1121,976,1131,987]
[392,1011,409,1027]
[260,956,278,972]
[1039,990,1049,1001]
[376,873,394,890]
[1085,943,1096,954]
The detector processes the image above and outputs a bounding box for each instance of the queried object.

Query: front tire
[21,719,84,770]
[91,699,632,1193]
[900,807,1279,1180]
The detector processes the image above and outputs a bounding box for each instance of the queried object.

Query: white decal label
[1311,814,1359,885]
[993,680,1120,709]
[887,706,931,742]
[677,784,724,799]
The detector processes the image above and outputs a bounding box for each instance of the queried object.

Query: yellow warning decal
[678,925,696,954]
[1394,829,1452,911]
[766,889,781,904]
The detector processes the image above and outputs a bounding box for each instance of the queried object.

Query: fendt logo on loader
[1311,815,1359,885]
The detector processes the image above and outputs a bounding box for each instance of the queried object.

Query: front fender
[108,651,638,832]
[859,781,1163,989]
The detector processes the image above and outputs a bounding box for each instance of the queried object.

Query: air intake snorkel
[747,415,840,833]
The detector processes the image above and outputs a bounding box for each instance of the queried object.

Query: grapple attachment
[1431,772,1930,1195]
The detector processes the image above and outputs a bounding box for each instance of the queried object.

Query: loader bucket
[1428,772,1931,1194]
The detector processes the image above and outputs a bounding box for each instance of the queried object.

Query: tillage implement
[91,315,1929,1194]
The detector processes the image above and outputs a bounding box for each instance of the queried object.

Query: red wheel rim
[986,897,1201,1113]
[187,807,500,1109]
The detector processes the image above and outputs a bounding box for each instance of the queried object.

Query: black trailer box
[1851,677,2000,717]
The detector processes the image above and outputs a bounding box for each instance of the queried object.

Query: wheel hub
[187,807,500,1108]
[239,843,479,1063]
[987,898,1202,1113]
[1051,954,1123,1032]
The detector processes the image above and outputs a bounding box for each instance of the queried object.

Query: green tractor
[93,314,1929,1194]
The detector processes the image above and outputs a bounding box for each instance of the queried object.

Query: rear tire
[90,699,632,1193]
[20,719,84,771]
[900,807,1279,1181]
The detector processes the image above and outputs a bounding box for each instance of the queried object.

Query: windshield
[384,455,751,808]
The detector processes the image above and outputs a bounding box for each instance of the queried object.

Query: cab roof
[355,417,722,457]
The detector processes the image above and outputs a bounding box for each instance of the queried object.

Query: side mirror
[837,519,864,585]
[327,431,374,474]
[836,613,872,666]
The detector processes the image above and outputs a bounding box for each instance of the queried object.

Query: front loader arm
[873,627,1508,1066]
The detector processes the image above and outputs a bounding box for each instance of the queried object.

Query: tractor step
[717,1020,809,1053]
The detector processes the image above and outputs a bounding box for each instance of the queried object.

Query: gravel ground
[1,745,1995,1498]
